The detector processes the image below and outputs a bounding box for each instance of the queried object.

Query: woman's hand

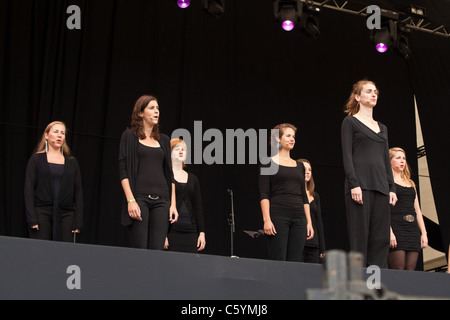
[128,201,142,221]
[390,228,397,248]
[264,220,277,236]
[351,187,363,204]
[389,192,398,206]
[306,223,314,240]
[169,205,178,224]
[197,232,206,251]
[421,234,428,249]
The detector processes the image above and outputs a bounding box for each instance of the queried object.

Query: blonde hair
[389,147,415,187]
[34,121,71,156]
[344,79,378,115]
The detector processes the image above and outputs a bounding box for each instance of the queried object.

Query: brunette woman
[119,95,178,250]
[259,123,314,261]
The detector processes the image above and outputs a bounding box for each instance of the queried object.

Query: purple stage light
[177,0,190,9]
[282,20,295,31]
[376,43,388,53]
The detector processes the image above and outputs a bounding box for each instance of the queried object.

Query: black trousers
[29,207,75,242]
[167,229,198,253]
[303,246,320,263]
[267,214,307,262]
[128,196,170,250]
[345,190,390,268]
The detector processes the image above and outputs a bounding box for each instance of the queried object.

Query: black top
[259,160,309,216]
[391,184,416,216]
[24,153,83,231]
[305,193,326,253]
[341,116,395,195]
[135,143,169,199]
[171,173,205,234]
[48,163,64,199]
[118,129,174,226]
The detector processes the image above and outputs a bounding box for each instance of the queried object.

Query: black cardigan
[24,153,83,233]
[118,129,174,226]
[172,173,205,234]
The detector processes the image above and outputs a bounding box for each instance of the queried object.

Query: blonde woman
[388,147,428,270]
[24,121,83,241]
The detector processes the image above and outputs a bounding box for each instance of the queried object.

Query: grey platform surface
[0,236,449,300]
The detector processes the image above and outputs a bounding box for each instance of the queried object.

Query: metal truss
[303,0,450,38]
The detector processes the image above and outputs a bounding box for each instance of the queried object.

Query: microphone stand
[227,189,238,258]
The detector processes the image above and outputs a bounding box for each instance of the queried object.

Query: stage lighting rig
[369,8,399,53]
[273,0,303,31]
[300,3,321,39]
[177,0,190,9]
[408,4,426,17]
[370,19,397,53]
[202,0,225,18]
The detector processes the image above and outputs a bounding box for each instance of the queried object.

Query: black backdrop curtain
[1,0,448,260]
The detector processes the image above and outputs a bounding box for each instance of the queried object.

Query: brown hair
[34,121,71,156]
[389,147,415,187]
[271,123,297,147]
[344,79,378,115]
[130,94,160,140]
[298,158,315,195]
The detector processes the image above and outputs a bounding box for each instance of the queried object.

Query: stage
[0,236,449,300]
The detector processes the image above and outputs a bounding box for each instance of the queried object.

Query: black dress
[390,184,421,252]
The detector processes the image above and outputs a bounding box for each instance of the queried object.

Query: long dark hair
[297,158,315,195]
[130,94,160,140]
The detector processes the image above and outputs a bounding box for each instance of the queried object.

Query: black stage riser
[0,236,449,300]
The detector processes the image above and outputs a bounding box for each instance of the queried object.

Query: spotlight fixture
[395,32,411,59]
[393,25,412,59]
[409,4,426,17]
[300,4,321,38]
[177,0,190,9]
[202,0,225,18]
[370,19,397,53]
[273,0,303,32]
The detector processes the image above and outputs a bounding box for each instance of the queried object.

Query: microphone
[227,189,233,195]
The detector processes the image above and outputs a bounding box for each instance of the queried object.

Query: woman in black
[341,80,397,268]
[259,123,314,262]
[119,95,178,250]
[165,138,206,253]
[388,147,428,270]
[298,159,326,263]
[24,121,83,242]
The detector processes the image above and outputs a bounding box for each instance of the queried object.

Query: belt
[137,194,168,201]
[403,214,415,223]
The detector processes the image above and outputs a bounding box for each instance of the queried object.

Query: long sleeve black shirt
[341,115,395,196]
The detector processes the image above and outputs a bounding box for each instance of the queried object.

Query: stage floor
[0,236,449,300]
